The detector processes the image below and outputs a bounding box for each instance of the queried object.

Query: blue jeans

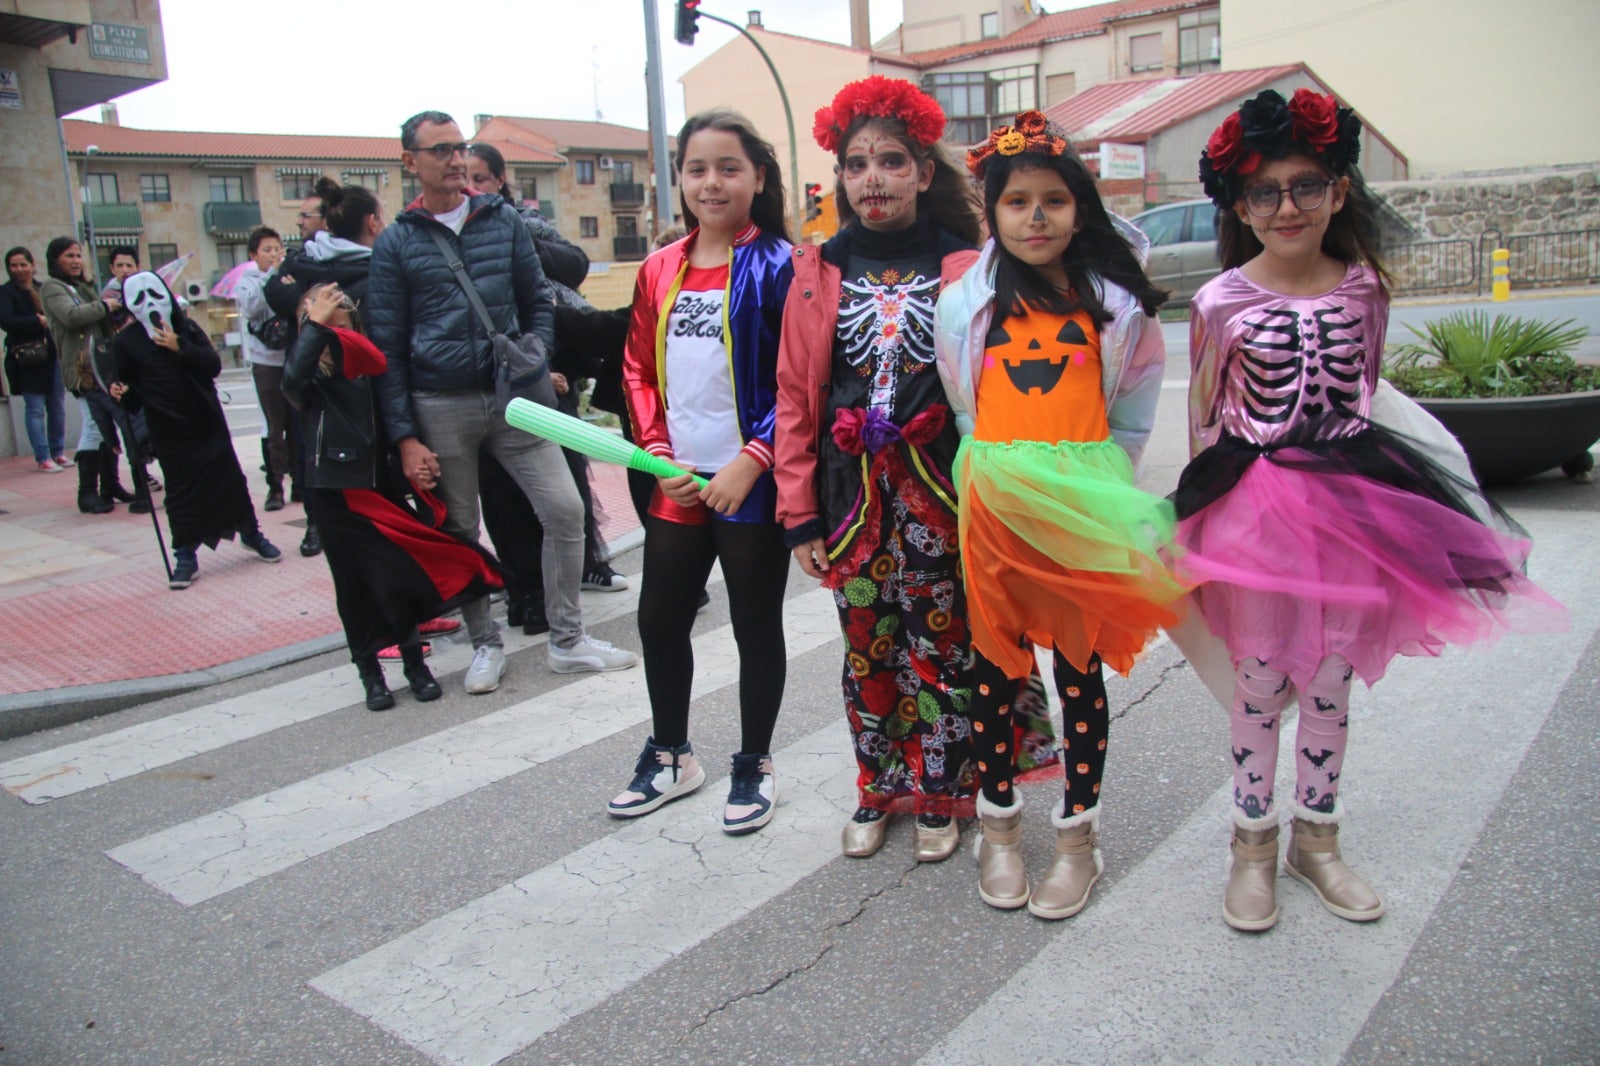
[76,395,104,451]
[23,362,67,462]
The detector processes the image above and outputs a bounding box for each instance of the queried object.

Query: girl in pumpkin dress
[776,78,1058,864]
[934,112,1186,918]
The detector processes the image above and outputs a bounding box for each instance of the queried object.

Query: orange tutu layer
[957,438,1187,679]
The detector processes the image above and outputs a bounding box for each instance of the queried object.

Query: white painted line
[106,585,840,906]
[921,508,1593,1066]
[0,581,650,805]
[310,718,858,1066]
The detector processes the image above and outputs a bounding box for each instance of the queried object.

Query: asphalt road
[3,302,1596,1063]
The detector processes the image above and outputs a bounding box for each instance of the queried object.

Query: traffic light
[805,183,823,221]
[674,0,702,45]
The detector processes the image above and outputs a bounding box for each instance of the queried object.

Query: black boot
[263,477,285,512]
[259,438,271,473]
[77,451,114,514]
[356,655,395,711]
[100,444,137,503]
[400,642,442,702]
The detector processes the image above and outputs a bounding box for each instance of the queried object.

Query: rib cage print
[1238,303,1367,423]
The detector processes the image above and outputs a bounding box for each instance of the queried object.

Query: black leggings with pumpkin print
[971,647,1107,816]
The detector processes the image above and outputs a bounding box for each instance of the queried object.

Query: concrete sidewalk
[0,433,643,737]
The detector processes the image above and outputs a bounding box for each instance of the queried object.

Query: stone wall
[1373,166,1600,242]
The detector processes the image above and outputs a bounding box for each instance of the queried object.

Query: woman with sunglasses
[1174,89,1564,932]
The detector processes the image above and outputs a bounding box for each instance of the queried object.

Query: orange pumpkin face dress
[957,305,1185,680]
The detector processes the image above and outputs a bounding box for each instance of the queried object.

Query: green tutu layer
[956,437,1177,572]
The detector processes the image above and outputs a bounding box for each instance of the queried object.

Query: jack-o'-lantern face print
[984,317,1091,396]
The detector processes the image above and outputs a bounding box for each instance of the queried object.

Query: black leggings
[972,648,1108,815]
[638,515,788,754]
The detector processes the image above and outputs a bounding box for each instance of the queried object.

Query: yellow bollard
[1491,247,1510,302]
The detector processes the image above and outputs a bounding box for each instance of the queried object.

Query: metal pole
[642,0,678,238]
[695,10,802,236]
[81,146,99,271]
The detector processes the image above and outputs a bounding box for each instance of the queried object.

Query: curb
[0,527,648,741]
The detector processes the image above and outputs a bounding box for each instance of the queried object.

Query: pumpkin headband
[1199,88,1362,208]
[965,110,1069,179]
[813,76,947,153]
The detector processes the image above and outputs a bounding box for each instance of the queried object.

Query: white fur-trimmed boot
[1285,801,1385,922]
[1224,809,1280,932]
[974,793,1029,910]
[1028,802,1103,920]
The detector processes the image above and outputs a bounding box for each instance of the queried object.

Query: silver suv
[1131,198,1221,307]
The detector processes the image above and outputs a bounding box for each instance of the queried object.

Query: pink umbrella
[155,252,195,288]
[210,261,255,299]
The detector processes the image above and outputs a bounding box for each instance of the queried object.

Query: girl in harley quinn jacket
[613,110,793,836]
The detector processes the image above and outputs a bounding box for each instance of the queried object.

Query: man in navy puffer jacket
[367,110,638,694]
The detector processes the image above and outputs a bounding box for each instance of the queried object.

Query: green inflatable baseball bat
[504,398,709,490]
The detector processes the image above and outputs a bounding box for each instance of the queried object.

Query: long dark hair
[1216,156,1391,292]
[468,143,517,203]
[982,150,1166,323]
[313,177,381,242]
[832,116,981,245]
[45,236,88,286]
[5,246,41,310]
[674,110,788,240]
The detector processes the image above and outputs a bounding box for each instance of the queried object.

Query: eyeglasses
[412,142,473,161]
[1244,178,1336,218]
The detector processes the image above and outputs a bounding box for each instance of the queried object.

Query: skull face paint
[840,125,934,233]
[121,271,176,340]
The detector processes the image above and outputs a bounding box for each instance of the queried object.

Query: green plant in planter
[1383,311,1597,398]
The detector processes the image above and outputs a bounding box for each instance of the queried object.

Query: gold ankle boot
[1285,805,1385,922]
[975,793,1029,909]
[1028,804,1102,920]
[1224,813,1280,932]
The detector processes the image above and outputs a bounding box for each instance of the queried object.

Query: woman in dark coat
[284,282,506,710]
[1,247,68,469]
[112,271,281,587]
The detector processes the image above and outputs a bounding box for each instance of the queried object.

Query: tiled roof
[1047,64,1301,143]
[475,116,657,154]
[61,119,564,165]
[886,0,1211,68]
[1044,63,1407,167]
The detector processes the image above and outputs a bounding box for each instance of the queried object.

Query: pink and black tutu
[1172,419,1566,688]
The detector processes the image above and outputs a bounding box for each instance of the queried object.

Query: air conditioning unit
[598,155,614,170]
[183,280,207,301]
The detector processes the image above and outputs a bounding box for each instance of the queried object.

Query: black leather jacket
[282,321,384,491]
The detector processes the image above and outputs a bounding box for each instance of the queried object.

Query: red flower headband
[965,110,1068,178]
[1199,88,1361,207]
[813,76,947,153]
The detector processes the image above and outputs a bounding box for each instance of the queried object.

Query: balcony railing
[609,182,646,207]
[86,203,143,233]
[204,201,263,236]
[613,235,650,261]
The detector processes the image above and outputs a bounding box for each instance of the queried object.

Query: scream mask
[122,271,178,340]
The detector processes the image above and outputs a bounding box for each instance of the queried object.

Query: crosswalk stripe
[310,717,859,1066]
[105,585,841,907]
[0,581,651,804]
[921,508,1594,1065]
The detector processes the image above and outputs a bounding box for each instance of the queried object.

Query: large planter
[1413,390,1600,485]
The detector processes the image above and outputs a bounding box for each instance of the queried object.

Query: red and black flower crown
[813,76,947,153]
[1199,88,1362,207]
[965,110,1069,179]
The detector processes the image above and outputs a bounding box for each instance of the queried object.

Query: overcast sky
[66,0,927,137]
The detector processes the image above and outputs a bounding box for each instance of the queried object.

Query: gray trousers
[412,390,585,650]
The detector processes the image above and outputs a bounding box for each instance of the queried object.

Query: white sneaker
[464,645,506,694]
[548,633,639,674]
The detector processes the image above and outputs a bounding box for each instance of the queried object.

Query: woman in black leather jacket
[283,283,505,710]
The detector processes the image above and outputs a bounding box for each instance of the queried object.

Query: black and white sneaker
[723,753,777,835]
[581,563,630,592]
[239,531,283,562]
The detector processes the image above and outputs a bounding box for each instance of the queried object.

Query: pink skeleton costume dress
[1174,265,1566,820]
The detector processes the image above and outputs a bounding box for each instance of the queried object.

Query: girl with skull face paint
[933,112,1183,918]
[113,271,282,587]
[1176,90,1566,932]
[776,77,1059,864]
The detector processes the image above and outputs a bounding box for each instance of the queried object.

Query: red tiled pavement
[0,437,642,698]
